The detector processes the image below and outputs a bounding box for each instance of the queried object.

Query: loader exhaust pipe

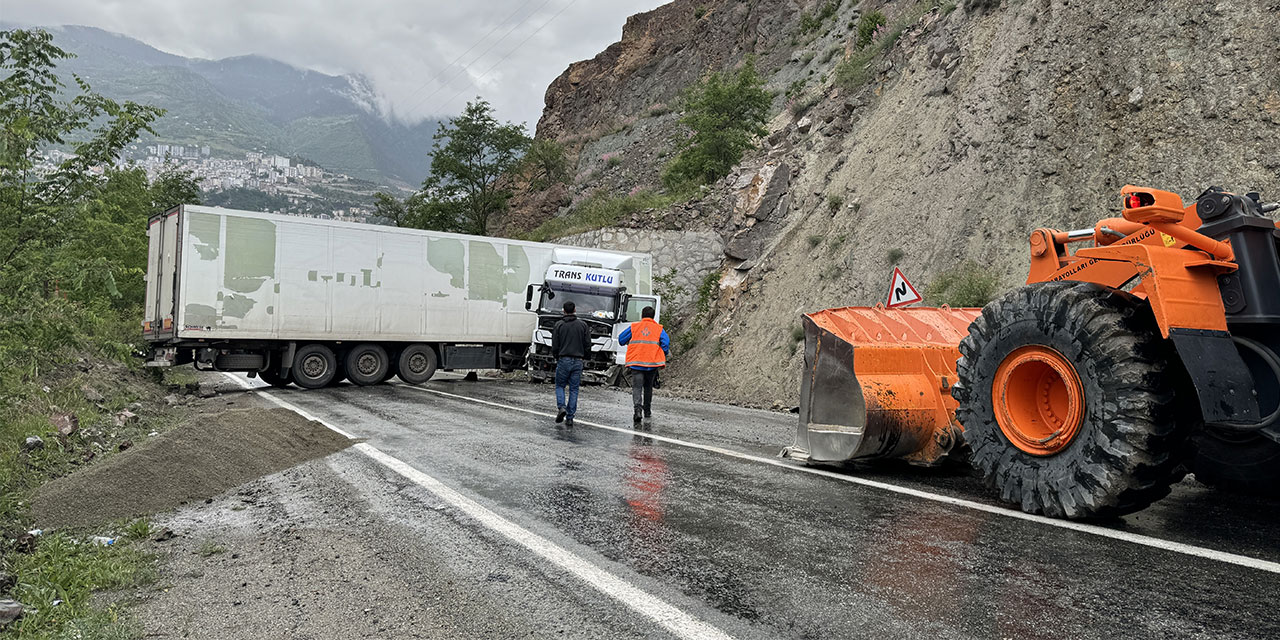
[783,306,981,467]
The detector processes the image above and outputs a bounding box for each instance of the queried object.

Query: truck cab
[525,255,659,384]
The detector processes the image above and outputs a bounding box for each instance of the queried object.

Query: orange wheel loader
[784,186,1280,518]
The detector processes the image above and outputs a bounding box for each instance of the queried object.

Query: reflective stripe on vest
[625,319,666,368]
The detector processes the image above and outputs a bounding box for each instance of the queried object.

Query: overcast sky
[4,0,668,128]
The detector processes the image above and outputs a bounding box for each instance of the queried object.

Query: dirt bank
[32,408,352,528]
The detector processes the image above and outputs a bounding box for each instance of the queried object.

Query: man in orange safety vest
[617,306,670,425]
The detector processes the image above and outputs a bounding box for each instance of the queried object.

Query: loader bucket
[783,306,982,467]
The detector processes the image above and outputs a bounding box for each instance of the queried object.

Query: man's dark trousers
[555,356,584,420]
[631,368,659,418]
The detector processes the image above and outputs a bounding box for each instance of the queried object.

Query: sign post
[886,267,923,308]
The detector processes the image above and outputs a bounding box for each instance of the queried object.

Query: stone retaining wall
[557,228,724,315]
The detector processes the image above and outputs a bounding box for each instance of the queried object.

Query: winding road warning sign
[886,267,923,308]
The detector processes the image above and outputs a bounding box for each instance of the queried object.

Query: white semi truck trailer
[142,205,657,388]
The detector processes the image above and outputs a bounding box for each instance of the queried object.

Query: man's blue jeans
[555,357,584,419]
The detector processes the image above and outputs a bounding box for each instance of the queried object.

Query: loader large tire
[953,282,1187,519]
[1187,431,1280,496]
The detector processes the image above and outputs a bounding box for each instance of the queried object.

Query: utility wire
[393,0,539,113]
[404,0,559,119]
[427,0,581,123]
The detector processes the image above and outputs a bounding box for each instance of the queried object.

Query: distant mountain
[21,24,440,186]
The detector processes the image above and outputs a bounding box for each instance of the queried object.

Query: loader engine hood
[785,306,981,467]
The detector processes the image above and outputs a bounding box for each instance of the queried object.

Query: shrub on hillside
[856,11,888,48]
[925,260,1001,307]
[521,138,570,190]
[662,58,772,190]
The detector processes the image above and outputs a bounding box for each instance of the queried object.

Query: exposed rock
[114,410,138,427]
[0,599,22,627]
[22,436,43,452]
[1127,86,1145,109]
[50,413,78,436]
[0,571,14,593]
[164,394,183,406]
[501,0,1280,407]
[81,385,104,403]
[197,383,218,399]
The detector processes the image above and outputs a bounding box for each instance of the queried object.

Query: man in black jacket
[551,301,592,426]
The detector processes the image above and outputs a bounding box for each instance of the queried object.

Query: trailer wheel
[953,281,1188,519]
[396,344,437,385]
[292,344,338,389]
[345,344,390,386]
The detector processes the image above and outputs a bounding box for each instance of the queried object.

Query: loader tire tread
[953,281,1189,519]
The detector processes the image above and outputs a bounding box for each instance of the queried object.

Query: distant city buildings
[29,143,389,223]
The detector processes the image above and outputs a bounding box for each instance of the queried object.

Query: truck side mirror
[525,284,535,311]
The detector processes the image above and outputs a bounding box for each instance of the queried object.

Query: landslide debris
[31,409,352,528]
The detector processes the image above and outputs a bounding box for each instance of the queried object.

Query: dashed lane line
[221,373,735,640]
[388,381,1280,576]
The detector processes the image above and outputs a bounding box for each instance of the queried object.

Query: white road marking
[221,373,734,640]
[392,382,1280,576]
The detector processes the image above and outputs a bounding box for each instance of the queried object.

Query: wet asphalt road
[231,373,1280,639]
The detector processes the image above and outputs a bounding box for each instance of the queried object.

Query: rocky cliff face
[509,0,1280,407]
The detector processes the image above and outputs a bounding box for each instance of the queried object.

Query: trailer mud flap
[1169,328,1261,424]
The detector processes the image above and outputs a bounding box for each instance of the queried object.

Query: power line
[403,0,558,119]
[426,0,580,123]
[393,0,539,114]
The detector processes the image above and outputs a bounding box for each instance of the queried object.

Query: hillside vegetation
[503,0,1280,407]
[1,29,202,636]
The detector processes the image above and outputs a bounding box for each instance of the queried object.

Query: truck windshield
[539,289,618,320]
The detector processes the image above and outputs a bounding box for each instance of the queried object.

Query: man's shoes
[565,418,574,427]
[555,409,566,424]
[633,411,643,425]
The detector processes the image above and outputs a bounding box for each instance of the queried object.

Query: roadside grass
[196,540,226,558]
[522,187,691,242]
[5,531,156,638]
[121,518,156,542]
[0,296,189,637]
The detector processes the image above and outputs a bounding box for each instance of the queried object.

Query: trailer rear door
[145,207,182,341]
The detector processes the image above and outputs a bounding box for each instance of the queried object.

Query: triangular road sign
[886,267,923,308]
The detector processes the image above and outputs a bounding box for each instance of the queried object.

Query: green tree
[407,98,530,235]
[371,190,457,231]
[37,164,201,309]
[149,162,202,217]
[662,58,772,189]
[0,28,164,296]
[521,138,570,190]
